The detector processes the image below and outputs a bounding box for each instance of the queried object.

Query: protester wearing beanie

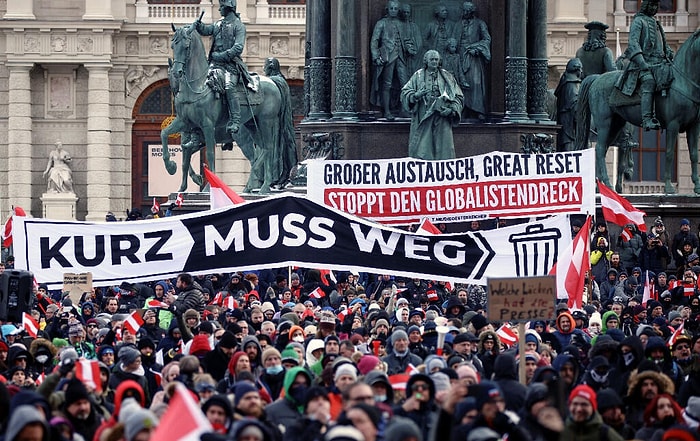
[259,347,285,401]
[62,378,103,441]
[597,388,636,439]
[123,408,158,441]
[382,328,422,375]
[562,384,623,440]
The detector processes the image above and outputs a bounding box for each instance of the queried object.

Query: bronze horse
[161,24,294,194]
[575,29,700,194]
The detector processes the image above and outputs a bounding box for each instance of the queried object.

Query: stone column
[306,0,332,120]
[4,0,35,19]
[7,63,34,211]
[85,64,113,221]
[677,0,689,30]
[83,0,113,20]
[505,0,528,121]
[527,0,548,121]
[332,0,357,119]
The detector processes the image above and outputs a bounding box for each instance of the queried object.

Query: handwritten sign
[63,272,92,305]
[487,276,556,322]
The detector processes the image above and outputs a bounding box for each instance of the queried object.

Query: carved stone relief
[51,36,67,52]
[270,38,289,55]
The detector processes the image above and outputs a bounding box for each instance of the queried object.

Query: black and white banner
[12,194,571,288]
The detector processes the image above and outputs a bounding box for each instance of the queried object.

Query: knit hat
[467,428,501,441]
[197,321,214,335]
[261,347,282,365]
[64,378,90,407]
[525,383,550,410]
[218,331,238,349]
[281,347,300,365]
[384,416,423,441]
[682,218,691,226]
[304,386,330,411]
[430,372,450,392]
[68,323,84,336]
[391,329,408,343]
[469,381,503,410]
[123,408,158,441]
[60,347,79,364]
[568,384,597,412]
[190,335,212,356]
[669,311,682,322]
[470,314,488,331]
[324,425,365,441]
[683,396,700,429]
[137,337,155,350]
[357,355,380,375]
[597,388,623,413]
[118,346,141,365]
[233,382,258,408]
[334,363,358,382]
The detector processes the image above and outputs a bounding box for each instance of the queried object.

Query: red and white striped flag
[175,193,184,208]
[123,310,144,335]
[389,374,409,391]
[416,218,442,235]
[309,286,325,299]
[224,296,237,310]
[151,383,213,441]
[597,180,647,232]
[405,363,420,375]
[2,206,26,248]
[204,167,245,209]
[75,359,102,393]
[668,319,685,348]
[620,227,633,242]
[210,292,223,306]
[147,299,170,309]
[496,324,519,347]
[22,312,40,338]
[550,216,592,309]
[35,372,46,386]
[337,308,347,323]
[151,197,161,214]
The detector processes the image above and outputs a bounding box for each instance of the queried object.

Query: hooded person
[393,373,439,441]
[230,419,272,441]
[597,388,636,440]
[491,353,527,413]
[265,366,314,432]
[29,338,58,376]
[552,311,589,350]
[202,330,239,382]
[613,335,644,397]
[241,335,264,377]
[580,355,611,391]
[93,379,146,441]
[363,370,395,405]
[626,362,676,429]
[202,393,234,434]
[645,336,683,391]
[3,404,49,441]
[516,382,562,441]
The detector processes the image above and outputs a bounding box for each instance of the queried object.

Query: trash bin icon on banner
[508,224,562,277]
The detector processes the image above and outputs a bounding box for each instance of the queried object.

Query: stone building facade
[0,0,698,222]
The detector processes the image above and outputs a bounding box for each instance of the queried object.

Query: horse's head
[167,58,180,96]
[169,25,193,79]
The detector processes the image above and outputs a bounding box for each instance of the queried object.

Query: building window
[630,128,676,182]
[139,85,173,115]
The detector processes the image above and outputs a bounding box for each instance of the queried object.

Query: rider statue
[193,0,254,135]
[616,0,674,131]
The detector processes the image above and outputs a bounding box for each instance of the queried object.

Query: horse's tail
[574,75,596,150]
[269,75,298,186]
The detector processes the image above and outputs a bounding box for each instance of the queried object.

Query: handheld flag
[151,197,161,214]
[150,383,212,441]
[416,218,442,235]
[203,167,245,209]
[309,286,325,299]
[597,180,647,232]
[175,193,184,208]
[550,216,592,309]
[123,310,144,335]
[147,299,170,309]
[2,206,26,248]
[22,312,40,338]
[75,359,102,393]
[496,324,519,347]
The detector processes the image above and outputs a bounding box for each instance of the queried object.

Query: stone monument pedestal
[166,192,212,214]
[41,192,79,220]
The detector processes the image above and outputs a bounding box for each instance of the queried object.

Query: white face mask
[293,336,305,343]
[623,352,635,366]
[36,355,50,364]
[590,370,609,383]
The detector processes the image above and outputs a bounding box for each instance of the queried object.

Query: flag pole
[518,322,526,384]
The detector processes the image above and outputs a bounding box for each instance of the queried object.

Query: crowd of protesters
[2,216,700,441]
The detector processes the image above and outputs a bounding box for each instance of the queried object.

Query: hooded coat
[93,379,146,441]
[1,405,48,441]
[393,373,439,441]
[265,367,313,434]
[492,353,527,412]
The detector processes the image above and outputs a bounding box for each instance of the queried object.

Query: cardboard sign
[63,272,92,304]
[487,276,556,322]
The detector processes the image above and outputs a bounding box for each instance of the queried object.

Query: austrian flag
[22,312,40,338]
[496,324,519,347]
[75,359,102,393]
[597,180,647,232]
[123,310,144,335]
[309,287,325,299]
[147,299,170,309]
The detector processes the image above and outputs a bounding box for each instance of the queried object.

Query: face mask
[290,385,307,404]
[654,358,664,365]
[293,336,305,343]
[266,365,283,375]
[623,352,635,366]
[590,370,609,383]
[374,394,387,402]
[36,355,49,364]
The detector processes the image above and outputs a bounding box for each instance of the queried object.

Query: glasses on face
[87,324,97,328]
[676,344,690,351]
[412,383,429,391]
